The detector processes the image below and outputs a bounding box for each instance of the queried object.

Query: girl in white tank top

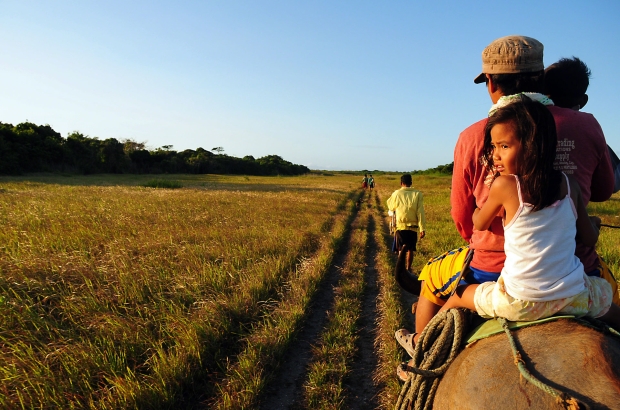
[433,96,619,327]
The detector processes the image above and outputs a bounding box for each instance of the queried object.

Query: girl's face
[490,121,522,176]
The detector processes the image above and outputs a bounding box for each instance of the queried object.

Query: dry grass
[0,173,617,409]
[300,192,370,409]
[0,174,358,409]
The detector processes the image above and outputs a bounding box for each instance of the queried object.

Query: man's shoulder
[548,106,600,126]
[458,118,488,142]
[454,117,488,157]
[462,117,488,132]
[548,106,605,142]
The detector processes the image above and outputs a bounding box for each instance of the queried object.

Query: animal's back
[433,319,620,409]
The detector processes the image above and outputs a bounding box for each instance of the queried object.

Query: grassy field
[0,173,618,409]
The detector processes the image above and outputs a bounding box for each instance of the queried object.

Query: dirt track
[257,189,413,409]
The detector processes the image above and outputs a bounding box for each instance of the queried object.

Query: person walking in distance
[386,174,426,272]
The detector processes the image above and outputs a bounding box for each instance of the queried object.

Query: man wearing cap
[395,35,614,357]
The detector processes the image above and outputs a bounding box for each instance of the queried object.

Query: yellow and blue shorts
[419,248,619,307]
[418,246,473,306]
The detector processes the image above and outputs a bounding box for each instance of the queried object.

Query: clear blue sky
[2,1,619,171]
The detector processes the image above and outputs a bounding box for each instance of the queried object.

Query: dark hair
[544,57,590,108]
[488,70,545,95]
[483,96,561,211]
[401,174,412,186]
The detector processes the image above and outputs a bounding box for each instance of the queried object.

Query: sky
[2,1,620,172]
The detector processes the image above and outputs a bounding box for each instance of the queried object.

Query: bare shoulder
[489,175,517,192]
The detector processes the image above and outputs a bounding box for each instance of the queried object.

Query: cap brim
[474,73,486,84]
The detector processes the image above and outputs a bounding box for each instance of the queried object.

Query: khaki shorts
[474,274,612,322]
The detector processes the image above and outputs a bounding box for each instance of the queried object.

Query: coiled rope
[396,309,619,410]
[394,308,470,410]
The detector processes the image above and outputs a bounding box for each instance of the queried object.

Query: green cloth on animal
[465,315,576,344]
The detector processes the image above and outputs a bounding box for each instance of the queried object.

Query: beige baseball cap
[474,35,544,84]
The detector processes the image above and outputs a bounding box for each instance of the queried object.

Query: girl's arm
[472,175,514,231]
[569,177,599,247]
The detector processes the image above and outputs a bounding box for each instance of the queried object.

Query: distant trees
[411,162,454,175]
[0,121,310,176]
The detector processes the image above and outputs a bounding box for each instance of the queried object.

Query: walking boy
[386,174,426,272]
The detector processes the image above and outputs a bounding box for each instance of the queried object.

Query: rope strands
[497,317,580,410]
[394,308,471,410]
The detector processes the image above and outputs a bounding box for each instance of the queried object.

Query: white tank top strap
[513,174,524,205]
[503,174,524,230]
[561,172,578,218]
[562,172,570,197]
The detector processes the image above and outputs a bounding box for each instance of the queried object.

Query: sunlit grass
[302,195,369,409]
[0,172,617,409]
[0,173,359,408]
[210,194,359,409]
[587,192,620,276]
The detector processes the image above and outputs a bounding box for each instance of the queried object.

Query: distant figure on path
[368,174,375,190]
[386,174,426,272]
[361,174,368,189]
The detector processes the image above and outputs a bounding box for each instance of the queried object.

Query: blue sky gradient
[2,1,619,171]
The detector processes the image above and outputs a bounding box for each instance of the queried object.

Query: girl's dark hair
[483,96,562,211]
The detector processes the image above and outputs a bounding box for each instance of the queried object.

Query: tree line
[411,162,453,175]
[0,121,310,176]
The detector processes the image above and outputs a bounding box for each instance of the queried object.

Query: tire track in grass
[343,199,380,409]
[202,191,362,409]
[207,187,407,409]
[370,188,413,408]
[295,190,373,409]
[255,204,359,410]
[256,191,374,410]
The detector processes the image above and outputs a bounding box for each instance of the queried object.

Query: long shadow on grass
[170,190,361,409]
[256,194,364,409]
[341,211,381,409]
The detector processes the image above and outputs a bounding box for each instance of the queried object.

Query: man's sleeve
[451,133,476,242]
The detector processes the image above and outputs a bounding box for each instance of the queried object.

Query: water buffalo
[394,249,620,409]
[432,318,620,409]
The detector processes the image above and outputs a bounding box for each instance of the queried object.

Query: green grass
[210,192,360,409]
[0,172,617,409]
[143,179,183,189]
[0,173,358,408]
[301,193,369,409]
